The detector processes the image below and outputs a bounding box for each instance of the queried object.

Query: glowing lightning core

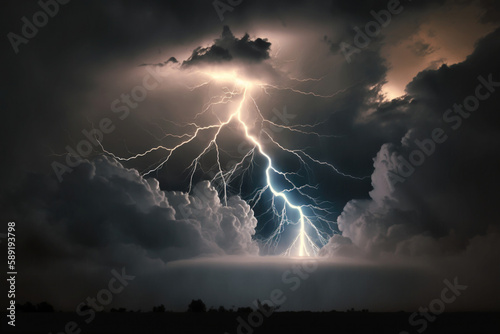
[233,85,312,256]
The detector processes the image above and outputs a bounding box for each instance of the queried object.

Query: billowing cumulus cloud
[320,28,500,296]
[10,156,259,289]
[328,26,500,311]
[22,156,259,261]
[6,156,261,308]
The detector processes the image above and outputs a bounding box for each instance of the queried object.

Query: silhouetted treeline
[16,299,368,314]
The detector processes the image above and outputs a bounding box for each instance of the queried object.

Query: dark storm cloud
[318,28,500,310]
[326,0,447,53]
[14,156,259,261]
[479,0,500,23]
[321,27,500,260]
[182,26,272,67]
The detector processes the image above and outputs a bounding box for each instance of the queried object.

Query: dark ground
[2,312,499,334]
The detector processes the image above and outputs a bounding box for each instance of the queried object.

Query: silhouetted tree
[36,302,55,312]
[188,299,206,313]
[152,304,166,312]
[218,305,227,313]
[256,299,279,313]
[80,305,91,312]
[17,302,36,312]
[237,307,253,313]
[111,307,127,312]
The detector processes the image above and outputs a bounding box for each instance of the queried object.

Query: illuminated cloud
[321,27,500,261]
[17,156,259,263]
[182,26,272,67]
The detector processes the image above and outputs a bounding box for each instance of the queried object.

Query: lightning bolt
[99,69,367,257]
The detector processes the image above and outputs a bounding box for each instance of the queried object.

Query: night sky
[1,0,500,318]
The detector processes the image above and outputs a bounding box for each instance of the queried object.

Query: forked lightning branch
[95,67,367,256]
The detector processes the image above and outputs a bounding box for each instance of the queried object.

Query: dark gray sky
[1,0,500,312]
